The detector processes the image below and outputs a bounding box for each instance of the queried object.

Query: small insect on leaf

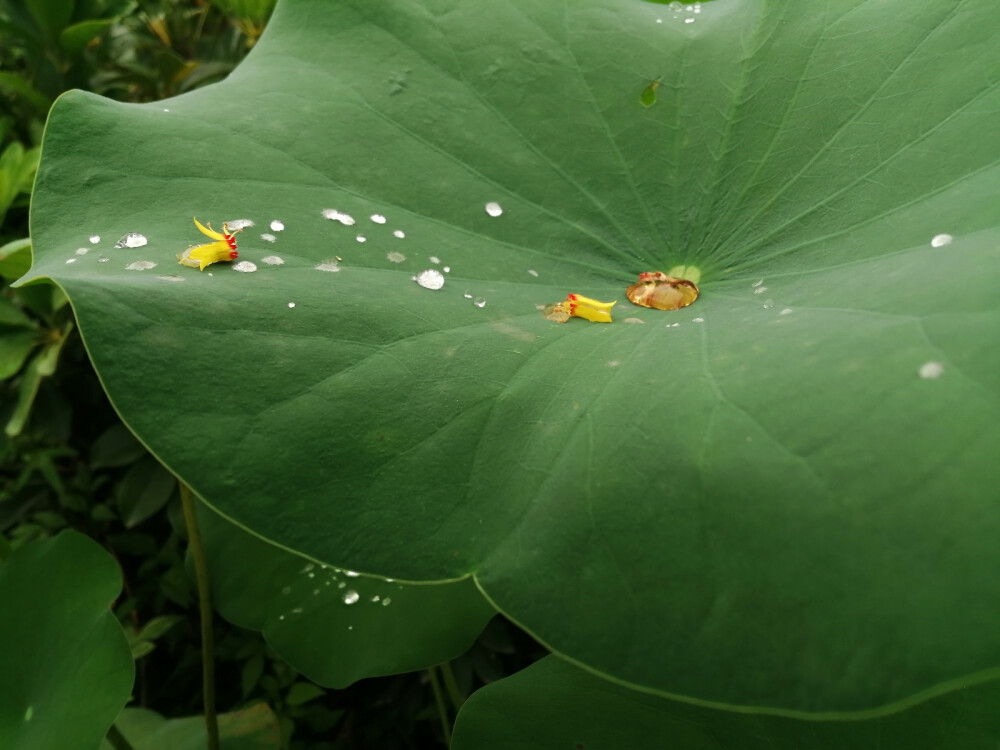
[177,218,241,271]
[543,293,617,323]
[626,271,699,310]
[640,79,661,108]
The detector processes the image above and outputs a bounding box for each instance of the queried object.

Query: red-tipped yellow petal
[193,217,226,241]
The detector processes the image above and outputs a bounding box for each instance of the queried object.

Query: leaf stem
[427,666,452,746]
[104,723,136,750]
[179,482,219,750]
[439,661,465,711]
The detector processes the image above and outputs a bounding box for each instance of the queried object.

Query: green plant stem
[179,482,219,750]
[427,666,452,746]
[439,661,465,711]
[104,723,136,750]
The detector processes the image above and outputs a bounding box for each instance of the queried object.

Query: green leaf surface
[24,0,1000,714]
[100,703,281,750]
[0,238,34,280]
[453,656,1000,750]
[58,19,113,57]
[0,329,38,379]
[0,530,134,750]
[198,501,496,688]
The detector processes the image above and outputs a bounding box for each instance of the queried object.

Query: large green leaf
[452,656,1000,750]
[24,0,1000,714]
[0,531,134,750]
[197,500,496,688]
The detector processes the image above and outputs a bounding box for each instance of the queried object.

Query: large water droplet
[232,261,257,273]
[931,233,953,248]
[89,235,100,244]
[270,219,285,231]
[386,251,406,263]
[370,214,387,224]
[115,232,147,248]
[126,260,156,271]
[322,209,355,225]
[919,361,944,379]
[485,201,503,217]
[261,255,284,265]
[287,302,296,309]
[343,590,359,605]
[415,269,445,290]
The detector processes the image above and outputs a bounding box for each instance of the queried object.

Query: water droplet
[527,269,538,277]
[343,590,359,605]
[75,247,89,256]
[307,571,315,578]
[65,258,77,264]
[98,256,110,262]
[753,287,768,295]
[443,266,451,273]
[89,235,100,244]
[684,17,695,23]
[656,17,663,23]
[931,233,953,248]
[919,361,944,379]
[261,233,277,243]
[473,297,487,308]
[371,595,380,602]
[232,261,257,273]
[607,360,621,367]
[345,570,360,578]
[279,614,285,620]
[356,234,367,243]
[623,317,645,324]
[23,706,33,722]
[291,607,304,614]
[315,261,341,272]
[386,251,406,263]
[338,582,346,588]
[162,108,170,112]
[751,279,764,287]
[780,308,793,315]
[313,588,320,595]
[668,1,683,10]
[393,229,405,239]
[415,269,445,290]
[115,232,147,248]
[288,302,296,308]
[692,317,704,323]
[282,586,292,594]
[156,275,184,282]
[126,260,156,271]
[322,209,355,225]
[226,219,254,230]
[381,597,391,606]
[669,322,681,327]
[463,292,473,299]
[370,214,387,224]
[261,255,284,265]
[429,256,441,265]
[270,219,285,232]
[762,299,775,309]
[485,201,503,217]
[300,563,315,573]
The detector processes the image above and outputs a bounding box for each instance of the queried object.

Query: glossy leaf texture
[452,657,1000,750]
[0,531,133,750]
[24,0,1000,713]
[197,501,496,688]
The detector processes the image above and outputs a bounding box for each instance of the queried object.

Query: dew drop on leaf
[261,255,284,265]
[527,269,539,277]
[393,229,405,238]
[416,269,445,290]
[692,317,704,323]
[270,220,285,231]
[356,234,367,243]
[485,201,503,217]
[381,598,391,606]
[343,590,359,605]
[623,317,645,324]
[65,258,76,264]
[345,570,360,577]
[321,209,355,225]
[370,214,387,224]
[780,308,793,315]
[429,256,440,265]
[386,251,405,263]
[125,260,156,271]
[75,247,89,256]
[260,233,277,243]
[753,287,768,295]
[88,235,100,244]
[473,297,487,308]
[232,261,258,273]
[226,219,254,230]
[288,302,296,308]
[919,361,944,379]
[931,233,953,248]
[156,275,184,282]
[315,261,341,272]
[115,232,147,248]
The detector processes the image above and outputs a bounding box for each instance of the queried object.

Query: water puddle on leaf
[126,260,156,271]
[485,201,503,217]
[415,269,445,289]
[115,233,147,248]
[627,271,699,310]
